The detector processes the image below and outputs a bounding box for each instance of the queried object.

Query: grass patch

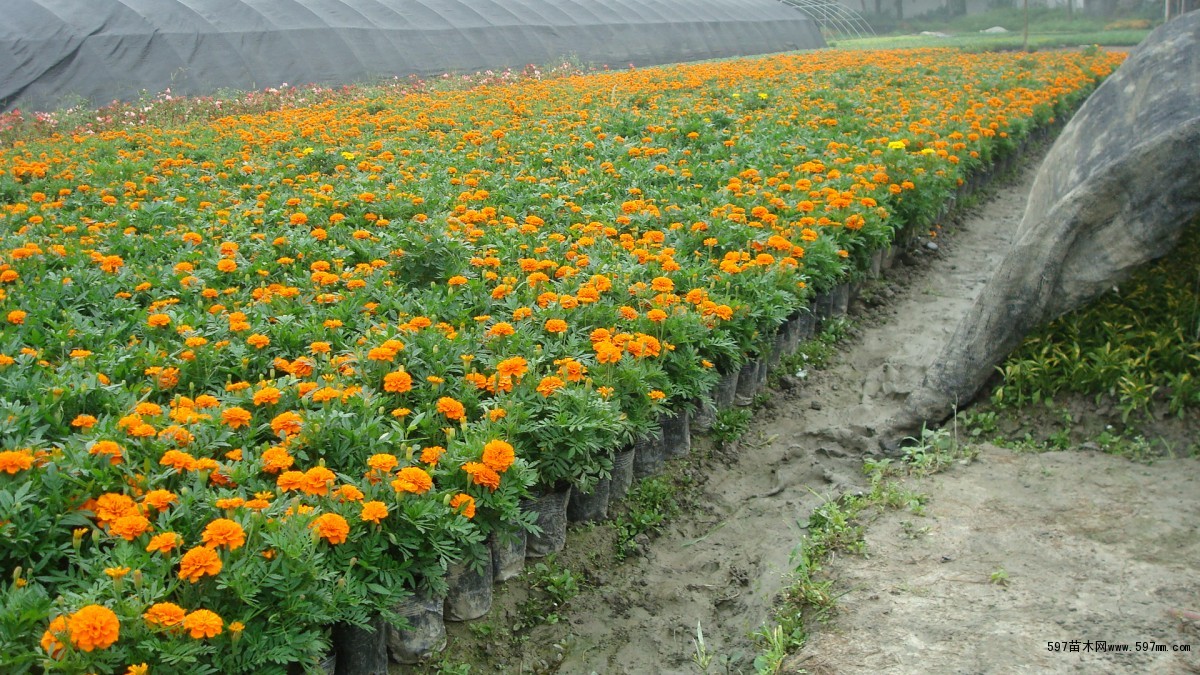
[992,223,1200,421]
[612,475,683,560]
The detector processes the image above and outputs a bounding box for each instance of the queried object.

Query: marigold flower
[544,318,569,333]
[253,386,281,406]
[436,396,466,421]
[67,604,120,652]
[126,664,149,675]
[179,546,222,582]
[536,376,565,397]
[146,313,171,328]
[71,414,98,428]
[360,500,388,523]
[277,470,305,492]
[392,466,433,494]
[333,484,364,502]
[481,439,515,473]
[260,446,294,473]
[462,462,501,490]
[89,439,122,462]
[303,466,337,496]
[109,514,151,540]
[160,449,197,471]
[420,445,445,465]
[450,493,476,518]
[7,309,28,324]
[650,276,675,293]
[383,369,413,393]
[143,602,186,627]
[40,615,67,657]
[496,356,528,379]
[182,609,223,639]
[221,406,252,428]
[646,309,668,322]
[93,492,139,526]
[270,410,303,437]
[201,518,246,550]
[367,453,398,473]
[0,448,35,474]
[142,489,178,511]
[311,512,350,544]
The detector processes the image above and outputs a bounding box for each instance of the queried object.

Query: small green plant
[709,408,753,445]
[990,567,1010,586]
[779,318,854,377]
[692,621,715,672]
[900,422,977,475]
[613,475,681,559]
[515,556,581,630]
[752,624,797,675]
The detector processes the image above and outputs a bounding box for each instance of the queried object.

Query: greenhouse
[0,0,826,113]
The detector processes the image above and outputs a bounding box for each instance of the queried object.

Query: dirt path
[432,151,1200,674]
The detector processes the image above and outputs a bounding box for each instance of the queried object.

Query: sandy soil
[413,152,1200,674]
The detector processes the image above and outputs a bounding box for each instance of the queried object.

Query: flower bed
[0,48,1122,672]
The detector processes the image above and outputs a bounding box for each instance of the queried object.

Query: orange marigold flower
[382,369,413,393]
[160,449,197,472]
[311,512,350,544]
[462,462,501,490]
[67,604,120,652]
[0,448,35,474]
[146,531,180,554]
[70,414,98,428]
[481,439,515,473]
[448,275,468,286]
[270,410,303,437]
[143,602,186,627]
[221,406,252,428]
[392,466,433,494]
[109,514,151,541]
[536,376,565,397]
[260,446,294,473]
[650,276,675,293]
[303,466,337,496]
[146,313,171,328]
[544,318,568,333]
[7,310,27,325]
[246,333,270,349]
[436,396,466,421]
[201,518,245,550]
[333,484,364,502]
[126,663,149,675]
[41,615,68,657]
[496,356,528,379]
[277,470,305,492]
[360,500,388,524]
[367,453,398,473]
[179,546,222,583]
[182,609,223,639]
[252,387,281,406]
[450,493,476,519]
[93,492,139,526]
[142,489,178,511]
[648,389,667,401]
[420,445,445,465]
[646,309,668,322]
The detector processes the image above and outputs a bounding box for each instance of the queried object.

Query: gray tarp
[0,0,826,113]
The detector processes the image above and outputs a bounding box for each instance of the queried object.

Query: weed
[752,624,797,675]
[779,318,853,376]
[613,475,681,559]
[899,422,978,475]
[990,568,1010,587]
[514,556,580,630]
[709,408,754,445]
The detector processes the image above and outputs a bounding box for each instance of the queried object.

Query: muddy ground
[405,151,1200,674]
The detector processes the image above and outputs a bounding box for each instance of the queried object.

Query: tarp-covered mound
[900,11,1200,432]
[1,0,826,113]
